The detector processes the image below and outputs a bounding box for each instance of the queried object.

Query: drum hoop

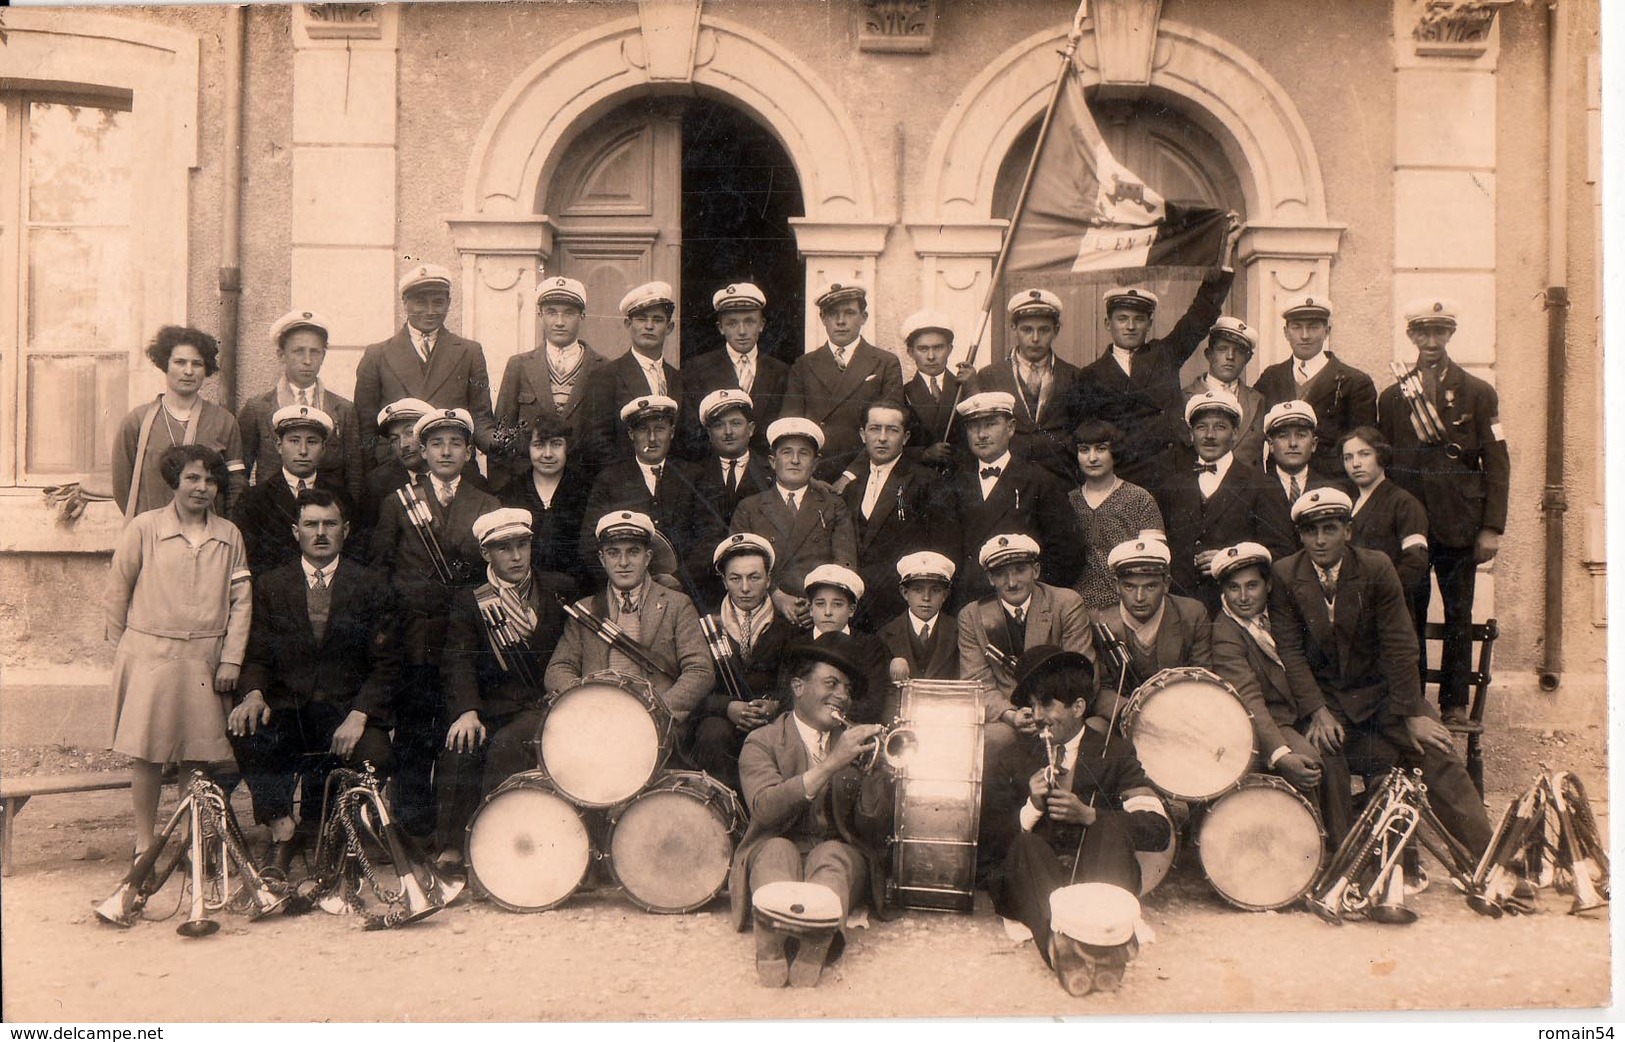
[464,775,593,914]
[608,770,745,835]
[536,677,675,806]
[1194,774,1327,912]
[1119,666,1254,757]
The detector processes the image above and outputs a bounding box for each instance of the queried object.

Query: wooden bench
[1422,617,1498,797]
[1,772,136,876]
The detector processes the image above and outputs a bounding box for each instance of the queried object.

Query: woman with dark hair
[497,412,592,591]
[105,444,252,858]
[1066,418,1165,610]
[112,325,247,519]
[1341,425,1431,625]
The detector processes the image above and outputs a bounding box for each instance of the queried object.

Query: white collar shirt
[1198,451,1235,498]
[300,556,338,589]
[1294,351,1329,385]
[861,457,899,518]
[978,451,1013,500]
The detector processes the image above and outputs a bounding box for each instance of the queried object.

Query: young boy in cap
[358,397,487,548]
[970,288,1084,482]
[692,389,774,522]
[355,263,497,466]
[730,418,858,628]
[896,309,967,472]
[948,391,1081,603]
[1090,536,1211,722]
[233,404,344,575]
[544,510,714,718]
[498,412,593,591]
[435,507,569,864]
[986,645,1170,996]
[1254,294,1378,481]
[1180,316,1265,466]
[684,533,799,792]
[1161,388,1294,612]
[781,282,903,474]
[578,281,689,468]
[801,564,892,724]
[878,551,960,683]
[495,276,603,449]
[1271,487,1492,856]
[238,309,364,506]
[1377,297,1509,725]
[368,406,499,839]
[1207,540,1350,842]
[683,283,789,456]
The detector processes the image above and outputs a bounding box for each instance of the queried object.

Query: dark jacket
[1089,596,1212,705]
[233,471,346,575]
[878,609,960,682]
[730,483,858,598]
[969,353,1085,482]
[1209,610,1297,755]
[838,455,952,626]
[441,573,570,722]
[947,456,1082,603]
[499,466,593,592]
[680,348,790,458]
[780,338,904,472]
[1254,352,1379,481]
[580,457,727,590]
[576,351,690,469]
[238,386,365,508]
[1161,458,1296,609]
[353,326,498,464]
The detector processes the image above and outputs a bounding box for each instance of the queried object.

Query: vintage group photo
[0,0,1611,1024]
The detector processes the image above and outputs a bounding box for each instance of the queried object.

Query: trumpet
[1388,362,1459,457]
[828,710,918,775]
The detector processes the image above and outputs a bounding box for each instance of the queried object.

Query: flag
[1005,62,1229,273]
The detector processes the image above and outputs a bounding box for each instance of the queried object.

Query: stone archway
[907,17,1344,367]
[448,5,885,373]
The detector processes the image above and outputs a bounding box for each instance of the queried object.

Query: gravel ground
[0,725,1611,1022]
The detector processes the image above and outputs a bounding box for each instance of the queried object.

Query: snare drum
[1120,667,1255,802]
[1196,774,1326,911]
[465,771,592,913]
[607,771,745,914]
[539,670,673,807]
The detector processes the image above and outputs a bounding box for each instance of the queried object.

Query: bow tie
[980,466,1003,480]
[1193,462,1218,474]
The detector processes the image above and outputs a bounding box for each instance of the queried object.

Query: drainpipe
[1539,0,1568,692]
[217,5,248,407]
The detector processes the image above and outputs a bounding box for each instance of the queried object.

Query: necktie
[726,458,738,493]
[650,363,667,396]
[420,333,434,362]
[862,471,882,519]
[832,345,848,370]
[296,479,309,493]
[1015,606,1026,626]
[649,464,663,493]
[1296,360,1310,390]
[737,355,754,393]
[436,481,452,508]
[929,376,941,400]
[812,733,828,766]
[1193,462,1218,474]
[308,568,332,642]
[1288,475,1303,503]
[1319,571,1337,603]
[919,621,932,644]
[297,387,309,407]
[621,591,639,614]
[981,466,1003,480]
[785,492,798,514]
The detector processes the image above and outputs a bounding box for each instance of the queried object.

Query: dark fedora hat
[783,634,868,704]
[1010,644,1094,709]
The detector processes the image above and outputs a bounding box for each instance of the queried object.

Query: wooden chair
[1421,617,1498,797]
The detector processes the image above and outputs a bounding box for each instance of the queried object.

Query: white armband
[1267,744,1291,768]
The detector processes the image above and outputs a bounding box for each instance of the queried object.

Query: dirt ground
[0,724,1611,1022]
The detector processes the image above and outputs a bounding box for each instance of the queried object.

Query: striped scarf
[721,597,775,659]
[1223,604,1281,668]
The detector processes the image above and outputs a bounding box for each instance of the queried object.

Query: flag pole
[939,0,1091,443]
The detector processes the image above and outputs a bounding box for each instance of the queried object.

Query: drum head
[540,684,663,806]
[1197,779,1324,911]
[465,784,590,912]
[609,788,734,913]
[1128,676,1254,800]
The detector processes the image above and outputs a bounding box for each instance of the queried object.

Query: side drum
[889,679,985,913]
[538,670,673,808]
[607,770,745,914]
[1121,666,1255,802]
[465,770,591,913]
[1197,773,1326,911]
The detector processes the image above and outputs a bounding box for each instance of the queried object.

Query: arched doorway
[991,92,1245,382]
[540,95,806,368]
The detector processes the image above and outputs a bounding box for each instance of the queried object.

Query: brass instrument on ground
[1549,771,1609,915]
[1467,766,1609,918]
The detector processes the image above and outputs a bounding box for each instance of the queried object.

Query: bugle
[1388,362,1457,455]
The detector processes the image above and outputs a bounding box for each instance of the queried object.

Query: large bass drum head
[465,781,590,912]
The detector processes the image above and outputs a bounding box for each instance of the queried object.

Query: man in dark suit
[1208,541,1349,841]
[877,551,960,683]
[1179,316,1267,467]
[1270,488,1492,856]
[1161,389,1296,612]
[1258,400,1344,524]
[360,397,487,550]
[1253,294,1378,481]
[896,309,969,474]
[227,489,398,877]
[970,289,1083,482]
[434,509,569,863]
[681,283,789,459]
[1377,297,1510,725]
[493,276,605,488]
[691,389,775,533]
[354,264,498,466]
[728,636,890,988]
[780,282,904,476]
[577,281,690,469]
[947,391,1081,603]
[1088,536,1211,721]
[1071,216,1240,495]
[234,404,344,575]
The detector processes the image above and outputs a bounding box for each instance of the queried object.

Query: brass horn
[176,790,219,938]
[95,798,192,928]
[1548,771,1607,916]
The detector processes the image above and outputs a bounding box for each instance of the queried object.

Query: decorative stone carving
[858,0,937,54]
[1412,0,1512,58]
[1083,0,1164,86]
[302,4,383,40]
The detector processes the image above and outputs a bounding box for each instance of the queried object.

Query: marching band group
[101,207,1520,995]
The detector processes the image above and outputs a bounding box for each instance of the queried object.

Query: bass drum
[1197,774,1326,911]
[607,771,744,914]
[465,771,592,913]
[538,670,673,808]
[1121,667,1255,802]
[889,679,985,913]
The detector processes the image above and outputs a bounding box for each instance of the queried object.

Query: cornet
[829,709,917,775]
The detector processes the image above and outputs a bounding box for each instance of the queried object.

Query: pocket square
[863,373,877,382]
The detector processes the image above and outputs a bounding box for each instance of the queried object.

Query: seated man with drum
[1270,488,1492,857]
[544,510,714,720]
[729,635,889,988]
[987,645,1171,997]
[684,533,798,793]
[1089,536,1212,728]
[1208,541,1351,843]
[878,550,960,684]
[435,508,568,867]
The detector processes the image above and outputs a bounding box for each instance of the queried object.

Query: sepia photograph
[0,0,1612,1025]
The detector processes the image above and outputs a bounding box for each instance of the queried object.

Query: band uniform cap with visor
[271,404,335,438]
[412,407,475,442]
[896,550,956,585]
[979,533,1042,571]
[814,282,868,311]
[712,282,767,313]
[377,397,434,429]
[1279,294,1334,321]
[269,308,330,346]
[1263,399,1319,435]
[1291,487,1354,525]
[956,391,1017,421]
[765,417,826,452]
[472,508,534,547]
[1403,297,1461,328]
[398,263,454,298]
[1008,288,1063,322]
[1107,536,1172,576]
[619,280,677,317]
[619,395,680,424]
[596,510,657,543]
[699,388,754,426]
[713,532,776,574]
[533,276,588,310]
[1050,882,1141,948]
[1183,388,1244,427]
[804,563,866,604]
[1207,316,1256,353]
[1209,541,1274,581]
[899,308,956,346]
[1102,286,1159,314]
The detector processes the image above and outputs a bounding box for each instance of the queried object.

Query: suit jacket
[989,726,1161,860]
[1162,458,1296,606]
[1254,352,1378,480]
[357,457,486,553]
[1209,610,1296,756]
[970,354,1084,482]
[1376,359,1510,546]
[441,572,570,721]
[689,613,799,720]
[493,342,606,435]
[368,474,499,623]
[780,338,904,469]
[238,558,399,724]
[680,348,790,458]
[839,455,951,625]
[948,457,1082,602]
[1071,268,1234,485]
[729,712,893,930]
[1255,463,1344,528]
[354,326,498,464]
[580,457,727,589]
[498,466,593,591]
[729,483,858,597]
[1269,546,1426,725]
[238,386,365,508]
[1350,477,1431,590]
[901,370,973,474]
[691,451,775,528]
[1089,596,1212,702]
[1181,375,1266,466]
[577,351,690,469]
[878,610,959,682]
[233,471,347,575]
[957,583,1092,721]
[543,580,714,718]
